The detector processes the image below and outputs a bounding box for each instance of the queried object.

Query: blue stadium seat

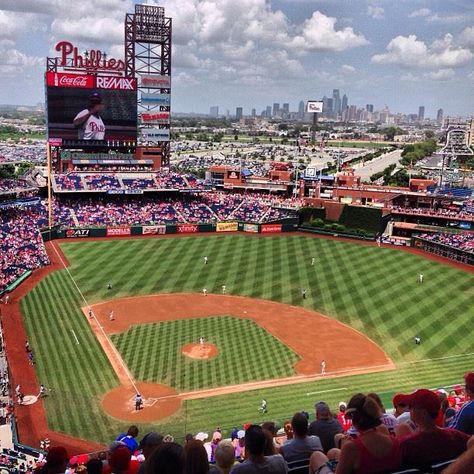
[287,459,310,473]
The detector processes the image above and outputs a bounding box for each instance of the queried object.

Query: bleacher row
[53,173,203,192]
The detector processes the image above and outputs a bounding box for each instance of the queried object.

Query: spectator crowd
[418,233,474,253]
[20,372,474,474]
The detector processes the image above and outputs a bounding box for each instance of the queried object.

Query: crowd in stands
[0,208,50,293]
[390,206,474,221]
[53,173,204,192]
[0,179,36,194]
[417,233,474,253]
[25,372,474,474]
[0,144,45,164]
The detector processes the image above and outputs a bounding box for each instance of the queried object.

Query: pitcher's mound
[181,343,219,360]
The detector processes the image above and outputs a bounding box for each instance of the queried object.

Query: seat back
[287,458,310,474]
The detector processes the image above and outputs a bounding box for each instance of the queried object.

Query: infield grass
[21,234,474,443]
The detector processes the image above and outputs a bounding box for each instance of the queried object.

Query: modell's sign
[55,41,125,73]
[141,112,170,124]
[140,75,170,88]
[46,72,136,90]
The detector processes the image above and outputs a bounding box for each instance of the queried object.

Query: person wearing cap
[230,425,287,473]
[398,388,471,469]
[109,446,131,474]
[103,441,139,474]
[233,430,246,461]
[336,403,352,433]
[210,431,222,463]
[73,92,105,140]
[308,402,343,453]
[448,373,474,435]
[392,393,416,435]
[280,412,323,463]
[137,432,163,474]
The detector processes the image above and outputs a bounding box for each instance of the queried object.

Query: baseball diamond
[3,232,472,449]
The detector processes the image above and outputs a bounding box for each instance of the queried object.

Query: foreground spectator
[399,389,471,469]
[209,440,236,474]
[324,393,401,473]
[230,425,287,473]
[144,442,185,474]
[449,372,474,435]
[42,447,69,474]
[308,402,343,452]
[367,392,398,435]
[442,441,474,474]
[116,426,140,453]
[137,432,163,474]
[184,440,209,474]
[280,412,323,462]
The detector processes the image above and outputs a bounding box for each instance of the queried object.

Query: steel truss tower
[125,4,172,166]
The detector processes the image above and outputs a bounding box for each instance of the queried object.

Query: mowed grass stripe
[18,235,474,443]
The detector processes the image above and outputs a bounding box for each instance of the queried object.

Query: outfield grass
[21,235,474,443]
[112,316,300,390]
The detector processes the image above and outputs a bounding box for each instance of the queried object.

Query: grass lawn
[112,316,300,391]
[21,235,474,443]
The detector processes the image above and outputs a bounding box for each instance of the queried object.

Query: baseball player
[73,92,106,140]
[222,285,226,294]
[419,273,424,283]
[311,258,315,266]
[203,288,207,296]
[320,359,326,375]
[135,393,143,411]
[414,336,421,345]
[39,384,46,398]
[302,289,307,299]
[204,256,208,265]
[200,336,205,346]
[260,399,267,414]
[109,311,115,321]
[107,282,113,290]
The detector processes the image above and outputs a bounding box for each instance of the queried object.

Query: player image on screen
[73,92,106,140]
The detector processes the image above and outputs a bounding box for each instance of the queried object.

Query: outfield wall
[41,221,298,241]
[413,237,474,266]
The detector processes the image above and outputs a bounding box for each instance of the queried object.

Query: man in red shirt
[398,389,471,469]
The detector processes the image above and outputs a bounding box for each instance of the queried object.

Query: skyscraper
[366,104,374,113]
[418,106,425,122]
[437,108,444,123]
[332,89,341,116]
[236,107,243,120]
[282,103,290,118]
[265,105,272,118]
[298,100,305,119]
[209,106,219,117]
[251,108,256,117]
[272,103,280,117]
[341,94,348,114]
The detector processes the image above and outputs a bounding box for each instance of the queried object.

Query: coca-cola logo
[60,75,88,87]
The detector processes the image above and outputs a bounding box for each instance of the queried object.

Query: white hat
[338,401,346,408]
[237,430,245,439]
[195,432,208,442]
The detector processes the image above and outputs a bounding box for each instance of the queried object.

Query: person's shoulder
[444,427,471,441]
[74,109,89,119]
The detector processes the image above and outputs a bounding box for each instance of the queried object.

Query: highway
[353,149,402,181]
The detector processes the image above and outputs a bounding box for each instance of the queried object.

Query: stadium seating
[418,232,474,252]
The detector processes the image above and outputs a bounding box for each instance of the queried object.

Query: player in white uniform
[320,359,326,375]
[73,92,105,140]
[419,273,424,283]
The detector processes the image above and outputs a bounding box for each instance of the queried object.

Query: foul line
[50,241,139,394]
[71,330,80,345]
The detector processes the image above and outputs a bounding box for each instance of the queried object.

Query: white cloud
[372,34,473,68]
[0,39,42,75]
[409,8,431,18]
[341,64,356,74]
[424,68,455,80]
[427,14,466,24]
[368,6,384,20]
[459,26,474,48]
[291,11,369,52]
[51,17,124,45]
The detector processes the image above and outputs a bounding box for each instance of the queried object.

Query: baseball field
[13,234,474,446]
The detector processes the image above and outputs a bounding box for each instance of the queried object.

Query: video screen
[46,73,137,143]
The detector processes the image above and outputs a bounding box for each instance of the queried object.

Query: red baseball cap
[464,372,474,390]
[397,389,440,417]
[392,394,406,407]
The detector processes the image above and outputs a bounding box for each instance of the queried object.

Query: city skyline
[0,1,473,116]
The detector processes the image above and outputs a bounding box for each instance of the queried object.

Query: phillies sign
[46,72,136,91]
[55,41,125,73]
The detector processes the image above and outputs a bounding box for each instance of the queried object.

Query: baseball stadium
[1,3,474,474]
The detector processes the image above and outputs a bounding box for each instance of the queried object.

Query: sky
[0,0,473,117]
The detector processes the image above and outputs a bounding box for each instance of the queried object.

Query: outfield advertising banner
[142,225,166,235]
[141,128,170,142]
[243,224,259,233]
[107,226,131,236]
[216,222,238,232]
[141,112,170,124]
[65,228,90,238]
[261,224,282,233]
[141,93,170,105]
[177,224,198,233]
[140,75,171,89]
